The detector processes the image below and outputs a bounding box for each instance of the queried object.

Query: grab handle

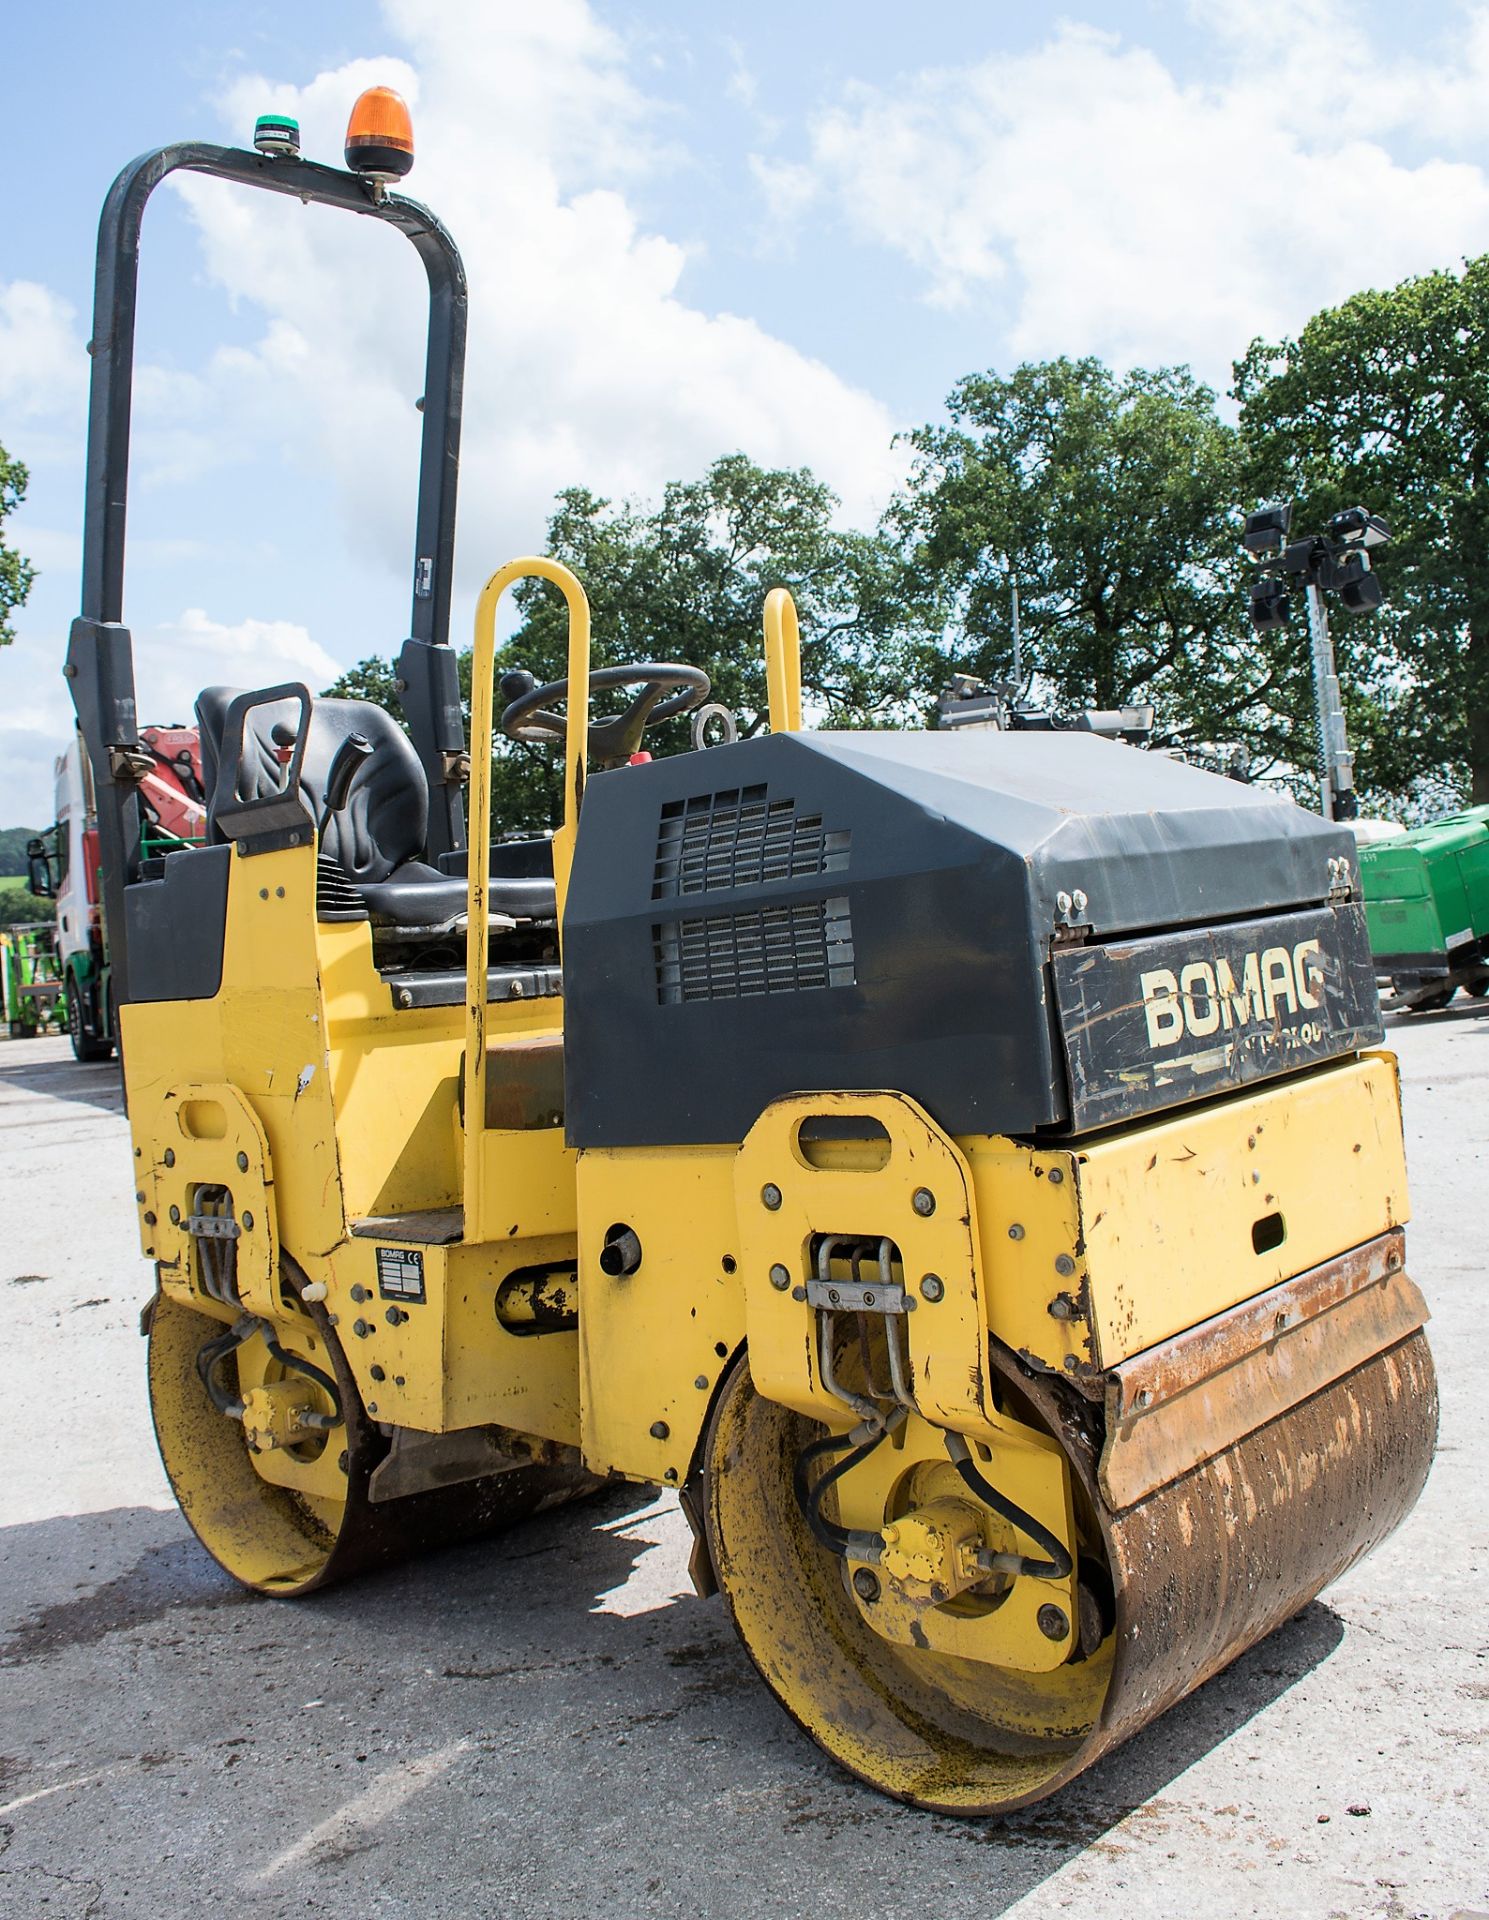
[763,588,803,734]
[463,557,590,1234]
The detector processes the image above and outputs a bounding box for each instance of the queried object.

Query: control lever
[320,732,373,833]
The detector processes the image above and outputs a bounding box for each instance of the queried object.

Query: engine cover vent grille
[653,785,849,899]
[654,896,855,1005]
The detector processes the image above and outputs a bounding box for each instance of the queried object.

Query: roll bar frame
[65,140,470,1010]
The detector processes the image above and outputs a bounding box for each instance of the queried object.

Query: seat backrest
[195,687,428,884]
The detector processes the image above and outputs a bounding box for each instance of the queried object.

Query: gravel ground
[0,1014,1485,1920]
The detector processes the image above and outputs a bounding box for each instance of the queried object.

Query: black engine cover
[561,729,1374,1149]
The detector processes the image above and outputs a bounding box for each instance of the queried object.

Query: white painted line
[0,1764,127,1817]
[252,1738,472,1883]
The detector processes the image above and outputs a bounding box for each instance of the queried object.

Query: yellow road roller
[66,103,1436,1815]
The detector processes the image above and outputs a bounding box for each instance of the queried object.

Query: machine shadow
[953,1600,1347,1874]
[1,1491,1345,1913]
[0,1048,124,1116]
[1383,996,1489,1032]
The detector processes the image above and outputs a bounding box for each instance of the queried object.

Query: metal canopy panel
[562,730,1366,1151]
[808,729,1344,939]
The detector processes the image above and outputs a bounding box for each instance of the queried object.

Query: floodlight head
[1332,547,1384,614]
[1329,505,1391,549]
[1276,536,1319,578]
[1243,502,1293,557]
[1249,577,1292,632]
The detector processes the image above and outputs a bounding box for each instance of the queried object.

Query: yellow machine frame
[124,560,1432,1804]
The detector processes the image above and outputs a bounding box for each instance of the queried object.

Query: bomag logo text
[1140,941,1326,1050]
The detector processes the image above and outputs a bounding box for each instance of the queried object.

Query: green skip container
[1358,803,1489,1009]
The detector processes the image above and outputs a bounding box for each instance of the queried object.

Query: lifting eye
[795,1115,891,1172]
[178,1098,227,1140]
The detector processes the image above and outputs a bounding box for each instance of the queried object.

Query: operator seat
[195,686,556,932]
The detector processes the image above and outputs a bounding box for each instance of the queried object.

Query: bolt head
[694,1374,709,1390]
[920,1273,945,1303]
[650,1420,670,1439]
[851,1567,881,1603]
[163,1148,175,1168]
[761,1183,782,1211]
[1054,1253,1076,1277]
[169,1205,181,1225]
[1007,1223,1025,1241]
[241,1211,254,1232]
[237,1151,250,1173]
[769,1263,791,1291]
[928,1582,948,1605]
[912,1187,936,1217]
[1047,1167,1064,1185]
[1037,1603,1069,1641]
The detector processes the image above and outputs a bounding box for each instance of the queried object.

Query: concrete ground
[0,1015,1485,1920]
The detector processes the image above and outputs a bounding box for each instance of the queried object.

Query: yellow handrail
[463,556,590,1228]
[763,587,803,733]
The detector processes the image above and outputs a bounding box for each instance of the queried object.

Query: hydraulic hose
[195,1315,256,1418]
[944,1431,1073,1581]
[792,1425,889,1563]
[195,1314,343,1430]
[262,1324,342,1427]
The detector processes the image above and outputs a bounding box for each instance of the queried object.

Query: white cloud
[0,282,89,468]
[749,155,820,229]
[0,608,330,826]
[0,281,86,418]
[725,38,759,112]
[771,4,1489,382]
[135,609,338,723]
[162,0,901,604]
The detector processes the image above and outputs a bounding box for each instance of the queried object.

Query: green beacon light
[253,114,301,160]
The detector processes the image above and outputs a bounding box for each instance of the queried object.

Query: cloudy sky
[4,0,1489,826]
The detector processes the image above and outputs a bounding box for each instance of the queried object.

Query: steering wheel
[499,662,711,766]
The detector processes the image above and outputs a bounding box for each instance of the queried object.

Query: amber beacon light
[345,86,415,184]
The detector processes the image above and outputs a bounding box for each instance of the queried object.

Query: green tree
[0,826,44,879]
[889,358,1272,761]
[331,454,932,832]
[323,655,402,713]
[0,440,36,647]
[0,882,55,930]
[1236,257,1489,806]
